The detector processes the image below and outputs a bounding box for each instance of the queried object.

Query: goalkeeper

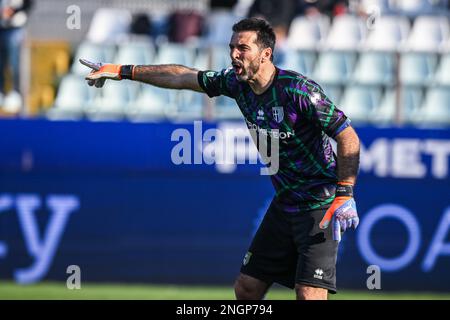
[80,18,360,300]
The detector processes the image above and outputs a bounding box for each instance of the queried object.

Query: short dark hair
[232,18,276,61]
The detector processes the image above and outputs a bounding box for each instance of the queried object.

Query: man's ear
[262,47,272,63]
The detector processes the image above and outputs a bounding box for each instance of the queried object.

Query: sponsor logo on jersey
[245,119,295,140]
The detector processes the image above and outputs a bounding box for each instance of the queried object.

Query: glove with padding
[79,59,134,88]
[319,182,359,242]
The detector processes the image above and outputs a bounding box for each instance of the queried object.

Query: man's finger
[340,219,347,232]
[94,78,106,88]
[352,217,360,229]
[319,208,333,229]
[333,216,341,242]
[85,71,103,81]
[79,58,101,71]
[347,218,354,229]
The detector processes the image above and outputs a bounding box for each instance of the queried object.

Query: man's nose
[230,48,240,60]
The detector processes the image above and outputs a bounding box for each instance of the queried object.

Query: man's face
[229,31,263,82]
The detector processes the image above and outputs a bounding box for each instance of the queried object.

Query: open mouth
[232,62,243,75]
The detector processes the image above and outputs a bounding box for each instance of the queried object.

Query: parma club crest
[272,106,284,123]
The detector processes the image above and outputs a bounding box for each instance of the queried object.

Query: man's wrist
[336,182,353,197]
[120,65,135,80]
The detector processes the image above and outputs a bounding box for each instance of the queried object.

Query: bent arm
[133,64,204,92]
[334,126,360,185]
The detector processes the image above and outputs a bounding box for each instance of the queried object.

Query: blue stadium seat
[370,86,424,125]
[86,8,132,44]
[401,86,424,124]
[126,86,176,122]
[277,50,316,77]
[114,40,155,65]
[405,15,449,51]
[413,86,450,126]
[47,75,95,120]
[358,0,396,15]
[287,15,330,50]
[399,52,438,86]
[313,51,357,85]
[210,46,231,70]
[320,84,342,106]
[85,81,139,121]
[325,15,366,50]
[394,0,443,16]
[194,45,230,71]
[370,89,396,125]
[167,90,204,120]
[434,53,450,85]
[364,15,410,51]
[155,43,195,66]
[193,50,209,70]
[71,41,116,76]
[214,96,242,120]
[204,11,240,46]
[353,51,395,85]
[339,85,382,124]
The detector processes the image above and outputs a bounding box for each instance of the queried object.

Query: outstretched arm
[80,59,204,92]
[133,64,203,92]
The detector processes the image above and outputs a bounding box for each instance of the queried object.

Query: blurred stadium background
[0,0,449,299]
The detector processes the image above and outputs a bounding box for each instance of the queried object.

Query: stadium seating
[399,52,438,86]
[193,50,210,70]
[168,90,205,120]
[214,95,242,120]
[209,46,232,70]
[352,51,396,85]
[286,15,330,50]
[394,0,440,16]
[194,45,230,71]
[369,89,397,125]
[339,85,383,124]
[45,5,450,127]
[370,86,425,125]
[86,8,132,44]
[414,86,450,126]
[154,43,196,65]
[364,15,410,51]
[312,51,357,85]
[114,40,155,65]
[71,42,116,75]
[324,15,366,50]
[47,75,95,120]
[126,86,176,122]
[277,50,316,77]
[358,0,395,15]
[434,53,450,85]
[203,10,240,46]
[405,15,449,51]
[320,84,342,106]
[85,81,140,121]
[400,86,425,124]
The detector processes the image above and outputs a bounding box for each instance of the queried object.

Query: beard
[235,56,261,82]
